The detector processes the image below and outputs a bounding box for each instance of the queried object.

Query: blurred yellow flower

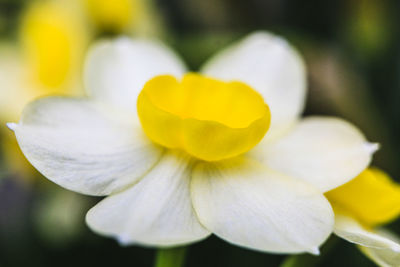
[0,0,159,179]
[20,1,87,89]
[0,0,88,179]
[326,168,400,266]
[85,0,137,33]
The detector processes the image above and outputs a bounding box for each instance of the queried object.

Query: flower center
[137,73,270,161]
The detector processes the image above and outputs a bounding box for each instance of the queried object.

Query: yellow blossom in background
[0,1,88,123]
[0,0,162,179]
[85,0,137,33]
[20,0,87,89]
[326,168,400,266]
[84,0,164,37]
[327,168,400,227]
[0,0,88,179]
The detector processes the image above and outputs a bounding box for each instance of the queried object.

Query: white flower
[7,32,377,254]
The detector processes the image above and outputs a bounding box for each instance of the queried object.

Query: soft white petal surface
[334,214,400,252]
[201,31,306,139]
[359,229,400,267]
[191,157,334,254]
[86,152,210,246]
[12,97,163,196]
[84,37,186,114]
[250,116,377,192]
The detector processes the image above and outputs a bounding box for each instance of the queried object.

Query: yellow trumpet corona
[137,73,271,161]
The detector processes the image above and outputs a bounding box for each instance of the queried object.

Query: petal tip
[308,247,320,255]
[365,142,380,153]
[391,245,400,253]
[6,122,17,131]
[116,235,132,246]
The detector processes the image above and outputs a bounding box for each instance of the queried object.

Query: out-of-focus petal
[359,229,400,267]
[334,214,400,252]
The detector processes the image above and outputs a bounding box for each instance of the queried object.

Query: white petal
[86,152,210,246]
[358,229,400,267]
[250,116,377,192]
[12,97,163,196]
[191,156,334,254]
[334,214,400,252]
[84,37,186,115]
[201,31,306,139]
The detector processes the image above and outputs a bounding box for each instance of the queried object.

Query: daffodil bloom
[8,32,377,253]
[326,168,400,266]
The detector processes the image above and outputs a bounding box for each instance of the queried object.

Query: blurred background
[0,0,399,266]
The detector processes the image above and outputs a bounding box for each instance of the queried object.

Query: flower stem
[154,247,187,267]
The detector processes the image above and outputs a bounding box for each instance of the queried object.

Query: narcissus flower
[8,32,377,253]
[326,168,400,266]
